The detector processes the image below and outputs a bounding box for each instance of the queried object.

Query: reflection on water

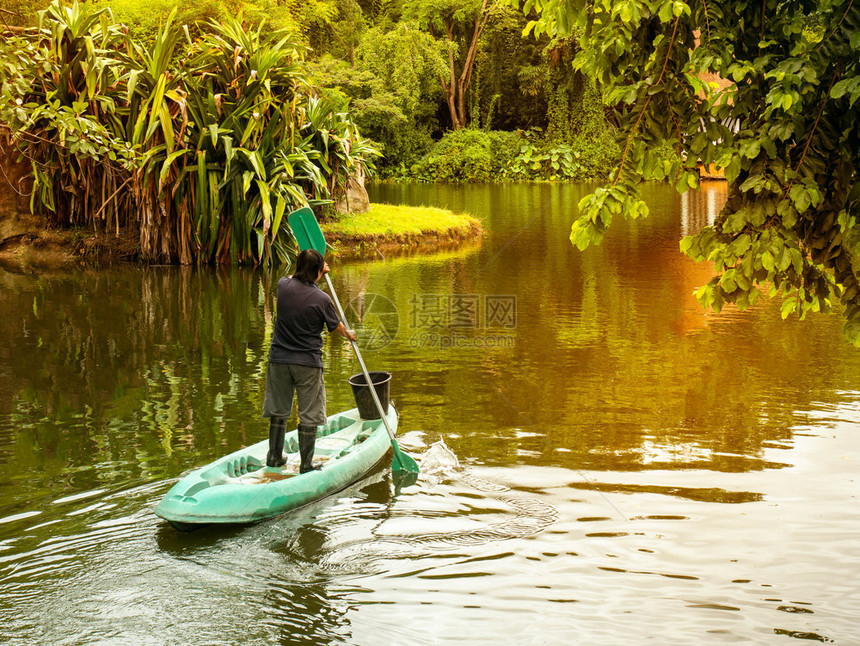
[680,180,726,237]
[1,182,859,644]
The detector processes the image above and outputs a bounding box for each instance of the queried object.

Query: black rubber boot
[266,417,287,467]
[298,424,322,474]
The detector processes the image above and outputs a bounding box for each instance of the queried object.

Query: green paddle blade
[288,207,327,255]
[392,442,420,474]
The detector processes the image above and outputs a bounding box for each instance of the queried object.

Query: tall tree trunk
[443,23,462,129]
[442,0,492,130]
[444,82,461,129]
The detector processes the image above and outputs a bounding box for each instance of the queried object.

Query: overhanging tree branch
[613,15,680,186]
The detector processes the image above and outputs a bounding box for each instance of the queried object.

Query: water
[1,182,859,644]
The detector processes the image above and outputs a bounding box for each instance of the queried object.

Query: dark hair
[293,249,324,284]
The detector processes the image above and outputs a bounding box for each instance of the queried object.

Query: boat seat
[322,415,358,436]
[335,432,371,459]
[225,455,264,478]
[316,436,352,455]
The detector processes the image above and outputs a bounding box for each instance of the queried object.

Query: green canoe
[155,405,398,530]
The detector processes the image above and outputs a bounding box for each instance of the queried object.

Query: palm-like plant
[177,17,314,265]
[0,2,133,233]
[1,1,380,266]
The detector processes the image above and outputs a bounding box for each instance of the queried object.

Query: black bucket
[348,371,391,419]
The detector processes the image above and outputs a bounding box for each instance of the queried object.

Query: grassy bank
[322,204,482,259]
[0,203,482,267]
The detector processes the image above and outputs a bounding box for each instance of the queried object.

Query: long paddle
[287,207,420,481]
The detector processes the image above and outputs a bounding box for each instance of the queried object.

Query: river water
[1,182,858,644]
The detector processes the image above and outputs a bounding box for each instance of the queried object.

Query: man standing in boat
[263,249,357,472]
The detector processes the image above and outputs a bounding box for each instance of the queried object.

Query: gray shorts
[263,363,326,426]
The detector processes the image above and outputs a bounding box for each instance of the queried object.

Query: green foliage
[90,0,228,44]
[403,0,487,35]
[0,0,379,266]
[512,0,860,344]
[1,2,137,220]
[411,129,518,181]
[410,127,609,182]
[8,0,304,38]
[541,37,617,177]
[311,23,447,173]
[402,0,494,129]
[471,4,548,131]
[301,0,366,62]
[507,135,592,181]
[405,9,616,183]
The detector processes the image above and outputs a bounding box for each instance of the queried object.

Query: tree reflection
[4,182,860,506]
[0,266,276,490]
[367,182,860,480]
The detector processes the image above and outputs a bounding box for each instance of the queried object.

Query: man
[263,249,357,472]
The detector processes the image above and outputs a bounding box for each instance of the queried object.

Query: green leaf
[720,269,737,292]
[740,175,761,193]
[240,117,257,146]
[789,248,803,274]
[250,150,267,180]
[658,1,674,22]
[691,132,708,154]
[159,101,174,151]
[725,156,741,184]
[272,194,286,239]
[680,235,698,258]
[570,218,601,250]
[777,246,792,272]
[222,136,234,174]
[732,233,752,256]
[830,77,856,100]
[257,179,272,224]
[740,139,760,160]
[195,150,207,234]
[794,186,811,213]
[159,149,188,191]
[843,319,860,345]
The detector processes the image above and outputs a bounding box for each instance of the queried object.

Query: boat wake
[298,438,559,576]
[243,438,559,580]
[408,437,559,548]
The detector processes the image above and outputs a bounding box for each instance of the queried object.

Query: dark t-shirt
[269,276,341,368]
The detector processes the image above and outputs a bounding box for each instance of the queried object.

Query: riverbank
[0,223,141,269]
[0,203,480,268]
[322,203,482,259]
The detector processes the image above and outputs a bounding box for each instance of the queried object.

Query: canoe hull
[155,406,397,527]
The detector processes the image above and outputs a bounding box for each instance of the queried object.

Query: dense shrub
[409,128,617,183]
[409,130,519,182]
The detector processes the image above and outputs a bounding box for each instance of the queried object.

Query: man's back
[269,276,340,368]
